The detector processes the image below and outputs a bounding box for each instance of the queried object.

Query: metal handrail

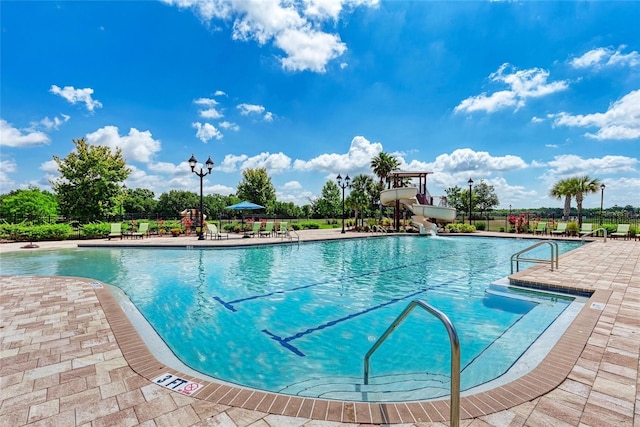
[510,240,559,273]
[581,227,607,243]
[363,299,460,427]
[281,228,300,244]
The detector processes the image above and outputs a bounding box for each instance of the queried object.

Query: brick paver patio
[1,230,638,426]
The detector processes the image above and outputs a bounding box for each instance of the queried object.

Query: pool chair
[579,223,593,237]
[551,222,567,236]
[533,222,547,235]
[276,222,288,237]
[206,223,228,240]
[259,222,275,237]
[244,221,261,238]
[611,224,630,240]
[108,223,122,240]
[131,222,149,239]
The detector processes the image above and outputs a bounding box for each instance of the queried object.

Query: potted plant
[170,228,182,237]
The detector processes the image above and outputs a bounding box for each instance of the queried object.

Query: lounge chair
[259,222,275,237]
[276,222,288,237]
[206,223,228,240]
[244,221,261,237]
[611,224,630,240]
[551,222,567,236]
[131,222,149,239]
[579,223,593,236]
[108,223,122,240]
[533,222,547,235]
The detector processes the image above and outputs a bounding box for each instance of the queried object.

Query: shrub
[291,223,301,230]
[475,222,486,231]
[299,222,320,229]
[81,222,111,239]
[445,223,476,233]
[0,223,74,241]
[566,221,579,236]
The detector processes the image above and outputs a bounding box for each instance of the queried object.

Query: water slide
[380,187,456,235]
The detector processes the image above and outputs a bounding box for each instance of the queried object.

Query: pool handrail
[363,299,460,427]
[510,240,559,273]
[581,227,607,243]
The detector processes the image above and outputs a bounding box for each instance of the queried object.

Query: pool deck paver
[0,229,638,426]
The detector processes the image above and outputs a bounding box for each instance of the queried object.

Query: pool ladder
[510,240,559,273]
[363,299,460,427]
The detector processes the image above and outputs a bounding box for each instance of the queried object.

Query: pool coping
[90,277,611,424]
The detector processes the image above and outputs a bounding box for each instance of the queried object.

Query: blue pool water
[1,236,583,401]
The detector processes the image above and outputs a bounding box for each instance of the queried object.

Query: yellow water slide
[380,188,456,235]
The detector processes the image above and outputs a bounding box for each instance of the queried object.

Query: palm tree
[370,152,399,189]
[572,175,601,228]
[348,174,375,227]
[549,178,575,221]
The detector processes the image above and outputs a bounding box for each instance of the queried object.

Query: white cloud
[237,103,265,115]
[0,119,50,147]
[237,103,273,121]
[0,159,17,189]
[36,114,70,131]
[85,126,161,162]
[214,90,227,97]
[161,0,378,73]
[545,154,638,177]
[39,159,59,174]
[199,108,224,119]
[219,121,240,131]
[193,122,223,142]
[454,63,569,114]
[49,85,103,112]
[194,97,218,106]
[431,148,528,174]
[570,46,640,69]
[293,135,382,173]
[282,180,302,190]
[550,90,640,140]
[217,152,292,174]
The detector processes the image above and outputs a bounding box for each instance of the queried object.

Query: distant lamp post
[336,174,351,234]
[467,178,473,225]
[188,154,214,240]
[600,183,605,225]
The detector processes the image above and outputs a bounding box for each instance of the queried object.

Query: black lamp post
[188,154,214,240]
[467,178,473,225]
[600,183,605,225]
[336,173,350,234]
[121,184,127,220]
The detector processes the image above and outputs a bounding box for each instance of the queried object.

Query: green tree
[444,186,465,212]
[51,138,131,222]
[123,188,157,215]
[202,194,231,222]
[474,180,500,220]
[549,178,575,221]
[155,190,199,217]
[314,180,342,218]
[235,168,276,208]
[571,175,601,228]
[0,187,58,223]
[370,152,400,189]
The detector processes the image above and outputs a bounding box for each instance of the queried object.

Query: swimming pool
[2,236,584,402]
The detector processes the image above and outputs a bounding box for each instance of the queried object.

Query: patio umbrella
[226,201,265,227]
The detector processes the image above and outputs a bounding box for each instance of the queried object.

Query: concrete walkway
[1,230,638,426]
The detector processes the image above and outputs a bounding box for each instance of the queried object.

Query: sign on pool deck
[153,373,202,396]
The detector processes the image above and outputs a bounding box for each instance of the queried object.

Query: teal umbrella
[227,201,265,228]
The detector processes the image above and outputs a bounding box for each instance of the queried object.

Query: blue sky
[1,0,639,209]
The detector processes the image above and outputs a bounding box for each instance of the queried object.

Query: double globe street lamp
[188,154,214,240]
[336,174,351,234]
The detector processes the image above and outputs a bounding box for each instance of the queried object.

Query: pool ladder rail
[510,240,559,273]
[363,299,460,427]
[580,227,607,243]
